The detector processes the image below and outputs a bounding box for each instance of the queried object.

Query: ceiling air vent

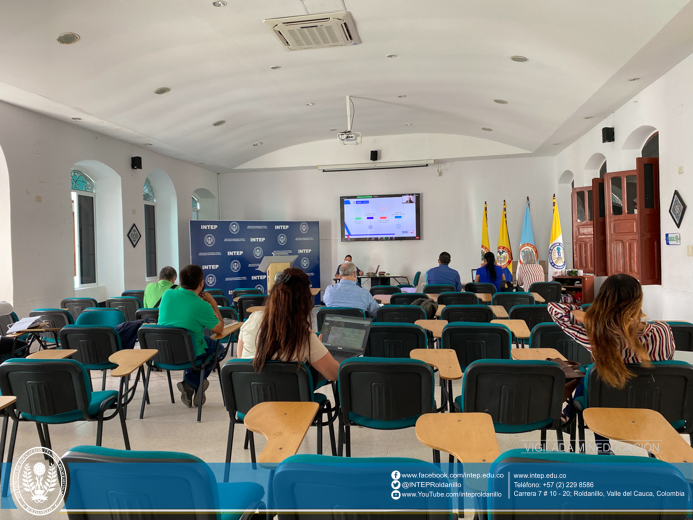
[264,11,360,51]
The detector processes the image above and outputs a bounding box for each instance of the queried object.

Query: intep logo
[229,222,240,234]
[205,274,217,286]
[277,234,287,246]
[203,234,215,247]
[230,260,242,273]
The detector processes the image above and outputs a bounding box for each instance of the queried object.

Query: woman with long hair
[475,251,505,292]
[236,267,339,381]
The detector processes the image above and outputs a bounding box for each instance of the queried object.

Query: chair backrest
[465,282,497,295]
[237,295,268,321]
[135,308,160,322]
[0,359,91,419]
[219,306,239,322]
[508,304,553,331]
[585,361,693,434]
[436,292,478,306]
[389,293,428,305]
[29,308,74,328]
[529,323,592,364]
[463,360,565,431]
[441,323,512,371]
[492,293,536,313]
[212,294,230,307]
[61,446,220,519]
[232,288,262,298]
[0,311,18,336]
[316,307,366,332]
[61,298,98,321]
[365,323,428,357]
[206,289,225,296]
[60,325,122,366]
[121,290,145,303]
[105,296,142,320]
[221,360,314,416]
[422,284,456,294]
[528,281,563,303]
[376,305,426,324]
[76,308,126,327]
[369,285,402,296]
[338,358,434,424]
[441,304,493,323]
[666,322,693,352]
[487,449,688,520]
[412,271,421,287]
[138,325,198,367]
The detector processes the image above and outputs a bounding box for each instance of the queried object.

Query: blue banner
[190,220,320,301]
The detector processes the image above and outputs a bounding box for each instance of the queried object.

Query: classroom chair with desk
[436,291,478,305]
[61,297,98,322]
[76,308,126,327]
[121,289,145,304]
[365,323,428,357]
[316,307,366,332]
[423,284,457,295]
[376,305,426,324]
[232,287,262,299]
[60,325,124,391]
[211,294,230,308]
[105,296,142,321]
[205,288,225,296]
[237,295,268,321]
[389,292,428,305]
[465,282,497,295]
[440,322,512,371]
[135,308,160,322]
[508,304,553,331]
[529,322,592,364]
[440,304,493,323]
[492,293,535,313]
[29,308,73,347]
[666,321,693,351]
[528,281,563,303]
[369,285,401,296]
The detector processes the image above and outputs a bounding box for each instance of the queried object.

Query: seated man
[143,266,177,308]
[158,264,224,408]
[426,252,462,291]
[334,255,364,279]
[324,262,379,317]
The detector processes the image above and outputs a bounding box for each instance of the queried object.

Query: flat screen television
[340,193,421,241]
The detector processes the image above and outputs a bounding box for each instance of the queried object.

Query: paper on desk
[7,316,42,333]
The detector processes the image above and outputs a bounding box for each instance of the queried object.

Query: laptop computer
[471,268,477,281]
[321,315,372,361]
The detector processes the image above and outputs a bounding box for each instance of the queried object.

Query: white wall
[556,52,693,320]
[0,100,219,315]
[219,157,560,292]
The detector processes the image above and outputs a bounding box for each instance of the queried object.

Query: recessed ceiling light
[510,56,528,63]
[628,77,641,82]
[584,116,594,119]
[71,117,82,121]
[481,127,493,131]
[554,143,562,146]
[143,143,153,146]
[57,32,80,44]
[212,120,226,126]
[198,162,205,165]
[306,103,315,106]
[270,65,281,70]
[398,95,407,98]
[253,142,263,146]
[330,129,338,132]
[386,54,398,58]
[154,87,171,95]
[494,99,508,104]
[405,123,412,126]
[212,0,227,5]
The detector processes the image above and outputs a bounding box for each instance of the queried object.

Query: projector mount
[338,95,361,145]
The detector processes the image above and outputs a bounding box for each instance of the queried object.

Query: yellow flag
[481,202,490,263]
[548,194,565,278]
[497,200,513,274]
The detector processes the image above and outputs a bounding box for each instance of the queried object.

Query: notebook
[321,315,372,361]
[223,318,238,327]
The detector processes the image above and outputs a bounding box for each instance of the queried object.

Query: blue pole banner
[190,220,320,301]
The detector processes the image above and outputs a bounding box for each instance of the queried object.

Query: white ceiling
[0,0,692,172]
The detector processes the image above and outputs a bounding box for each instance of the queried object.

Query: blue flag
[519,198,538,264]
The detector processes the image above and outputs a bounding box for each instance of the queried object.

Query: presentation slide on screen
[343,195,418,239]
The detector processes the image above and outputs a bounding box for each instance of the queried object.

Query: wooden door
[637,157,661,285]
[605,169,639,277]
[591,178,608,276]
[571,187,594,273]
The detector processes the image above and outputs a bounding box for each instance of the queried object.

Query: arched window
[599,161,607,178]
[192,195,200,220]
[71,169,97,287]
[143,178,157,278]
[642,133,659,158]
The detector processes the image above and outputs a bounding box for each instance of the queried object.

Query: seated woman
[548,273,675,453]
[237,267,339,382]
[475,252,506,292]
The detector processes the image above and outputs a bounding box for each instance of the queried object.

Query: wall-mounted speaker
[370,150,379,161]
[131,156,142,170]
[602,127,615,143]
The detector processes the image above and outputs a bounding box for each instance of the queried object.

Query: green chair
[76,308,126,327]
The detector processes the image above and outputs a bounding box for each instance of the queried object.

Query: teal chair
[455,360,566,450]
[106,296,142,321]
[59,325,123,391]
[338,358,435,457]
[397,271,421,288]
[316,307,366,332]
[529,322,592,364]
[61,297,98,321]
[76,308,126,327]
[666,321,693,351]
[61,445,265,519]
[29,308,73,348]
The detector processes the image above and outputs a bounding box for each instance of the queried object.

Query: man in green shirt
[143,266,178,308]
[158,264,224,407]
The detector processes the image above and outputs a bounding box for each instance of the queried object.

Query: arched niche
[192,188,218,220]
[584,153,607,172]
[0,144,12,302]
[558,170,574,185]
[73,160,125,296]
[147,169,179,274]
[623,125,658,150]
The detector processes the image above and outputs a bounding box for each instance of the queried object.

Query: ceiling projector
[338,131,361,144]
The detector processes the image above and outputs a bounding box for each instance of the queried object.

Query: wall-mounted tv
[340,193,422,241]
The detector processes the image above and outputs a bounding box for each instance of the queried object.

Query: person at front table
[324,262,380,318]
[426,251,462,291]
[334,255,364,279]
[237,267,339,381]
[158,264,224,408]
[475,252,505,292]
